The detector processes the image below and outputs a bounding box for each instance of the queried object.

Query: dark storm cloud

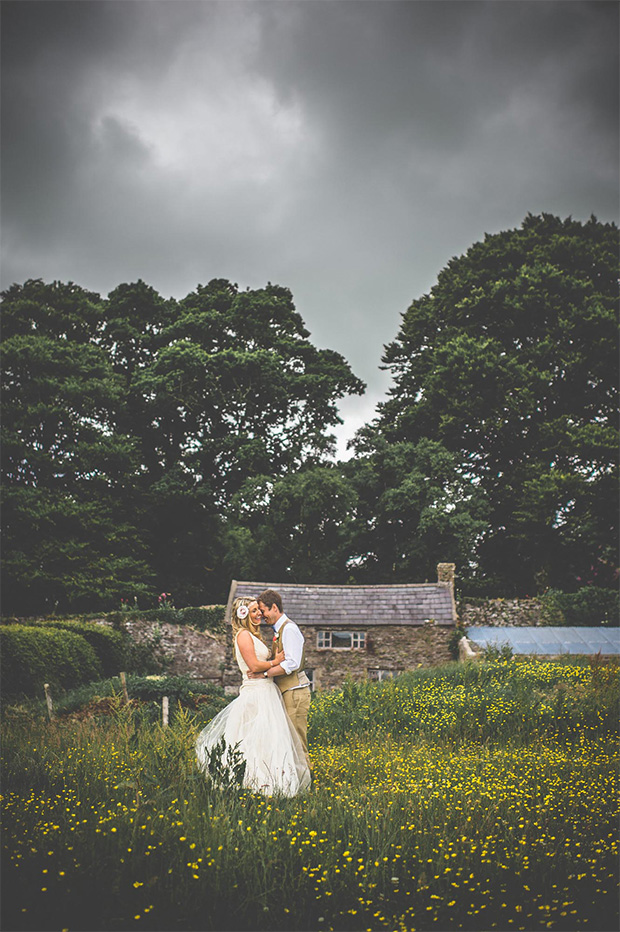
[2,0,618,454]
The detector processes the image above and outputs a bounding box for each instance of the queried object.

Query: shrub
[123,673,224,703]
[540,587,619,627]
[448,621,468,659]
[483,643,514,661]
[0,625,102,702]
[23,674,230,728]
[177,606,225,632]
[123,636,171,676]
[58,673,223,705]
[123,675,229,726]
[25,619,126,676]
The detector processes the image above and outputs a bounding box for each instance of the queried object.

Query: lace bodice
[235,631,269,679]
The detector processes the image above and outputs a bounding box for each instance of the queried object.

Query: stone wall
[104,618,227,684]
[224,623,453,693]
[101,617,452,693]
[457,598,543,627]
[310,623,453,692]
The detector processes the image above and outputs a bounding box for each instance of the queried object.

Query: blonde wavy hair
[231,596,262,640]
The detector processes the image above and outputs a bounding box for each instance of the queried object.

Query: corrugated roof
[466,626,620,655]
[227,580,456,626]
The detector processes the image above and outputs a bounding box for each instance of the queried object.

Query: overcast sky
[2,0,618,456]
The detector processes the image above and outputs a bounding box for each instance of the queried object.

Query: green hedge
[102,605,226,632]
[3,606,226,633]
[25,619,126,676]
[540,587,619,627]
[0,625,103,702]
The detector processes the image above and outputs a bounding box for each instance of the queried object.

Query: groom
[255,588,312,771]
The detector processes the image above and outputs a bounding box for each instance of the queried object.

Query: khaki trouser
[282,686,312,771]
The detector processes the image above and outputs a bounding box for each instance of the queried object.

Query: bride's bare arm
[236,630,282,674]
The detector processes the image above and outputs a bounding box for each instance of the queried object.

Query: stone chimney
[437,563,455,588]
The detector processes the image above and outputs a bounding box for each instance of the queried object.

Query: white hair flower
[236,604,249,620]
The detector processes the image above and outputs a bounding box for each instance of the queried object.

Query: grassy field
[1,658,618,932]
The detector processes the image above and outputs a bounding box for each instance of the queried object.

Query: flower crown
[236,604,249,620]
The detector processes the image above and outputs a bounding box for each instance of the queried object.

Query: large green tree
[111,279,364,602]
[345,439,489,584]
[1,277,364,611]
[1,280,153,613]
[355,214,618,594]
[140,279,364,501]
[223,464,359,583]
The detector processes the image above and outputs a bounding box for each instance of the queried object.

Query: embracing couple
[196,589,312,796]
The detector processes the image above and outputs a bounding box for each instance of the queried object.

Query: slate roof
[467,626,620,656]
[226,581,456,627]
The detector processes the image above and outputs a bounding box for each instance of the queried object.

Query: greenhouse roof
[466,626,620,656]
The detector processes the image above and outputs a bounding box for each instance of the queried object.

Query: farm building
[223,564,457,692]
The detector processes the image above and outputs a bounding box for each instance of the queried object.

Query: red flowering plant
[119,596,140,612]
[158,592,175,610]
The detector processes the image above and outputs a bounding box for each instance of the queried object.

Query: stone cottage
[224,564,457,692]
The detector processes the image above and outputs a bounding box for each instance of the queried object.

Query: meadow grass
[1,659,618,931]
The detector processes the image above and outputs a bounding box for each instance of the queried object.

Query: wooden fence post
[120,671,129,704]
[162,695,169,727]
[44,683,55,722]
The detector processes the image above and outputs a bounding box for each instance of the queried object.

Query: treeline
[2,213,618,613]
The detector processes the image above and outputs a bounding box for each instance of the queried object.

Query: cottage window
[317,630,366,650]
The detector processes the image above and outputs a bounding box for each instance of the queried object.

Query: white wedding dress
[196,631,311,796]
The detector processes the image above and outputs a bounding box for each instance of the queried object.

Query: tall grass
[1,659,618,931]
[308,657,620,744]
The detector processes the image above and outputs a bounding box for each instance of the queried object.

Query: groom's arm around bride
[256,588,312,772]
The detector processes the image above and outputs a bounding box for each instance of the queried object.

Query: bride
[196,597,311,796]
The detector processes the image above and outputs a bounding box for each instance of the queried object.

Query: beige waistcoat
[274,620,309,693]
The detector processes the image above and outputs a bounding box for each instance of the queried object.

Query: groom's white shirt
[273,613,306,689]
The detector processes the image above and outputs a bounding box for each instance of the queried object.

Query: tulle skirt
[196,679,311,796]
